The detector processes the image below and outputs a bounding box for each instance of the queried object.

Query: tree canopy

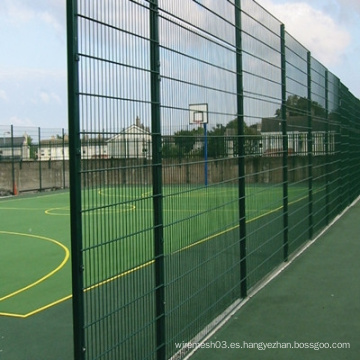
[164,119,261,158]
[274,95,326,118]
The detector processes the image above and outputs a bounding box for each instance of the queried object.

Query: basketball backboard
[189,103,208,125]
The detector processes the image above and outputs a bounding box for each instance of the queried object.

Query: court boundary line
[0,231,70,317]
[1,260,155,318]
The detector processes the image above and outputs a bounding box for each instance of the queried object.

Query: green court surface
[0,184,314,319]
[0,191,72,317]
[0,183,320,319]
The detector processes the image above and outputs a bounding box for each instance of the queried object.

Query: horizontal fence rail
[66,1,360,359]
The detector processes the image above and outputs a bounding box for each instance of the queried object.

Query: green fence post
[340,85,345,209]
[235,0,247,298]
[280,24,289,261]
[38,127,43,191]
[343,86,351,207]
[307,52,313,239]
[348,93,354,202]
[356,97,360,197]
[351,94,360,198]
[62,128,66,188]
[150,1,165,359]
[339,83,347,210]
[336,78,342,214]
[10,125,15,194]
[325,71,330,225]
[66,0,85,359]
[346,88,351,206]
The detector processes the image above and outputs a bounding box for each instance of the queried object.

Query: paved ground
[189,199,360,360]
[0,300,73,360]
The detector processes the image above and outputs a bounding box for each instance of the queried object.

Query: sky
[0,0,359,130]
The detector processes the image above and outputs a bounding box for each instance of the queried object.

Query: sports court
[1,191,359,359]
[0,183,322,318]
[1,186,358,359]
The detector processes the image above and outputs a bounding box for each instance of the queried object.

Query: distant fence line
[0,122,339,195]
[0,152,338,195]
[0,122,336,164]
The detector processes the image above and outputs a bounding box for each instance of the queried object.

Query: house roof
[1,136,26,147]
[107,124,151,142]
[40,135,69,145]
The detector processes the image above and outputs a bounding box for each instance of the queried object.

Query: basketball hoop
[189,103,208,125]
[193,111,204,125]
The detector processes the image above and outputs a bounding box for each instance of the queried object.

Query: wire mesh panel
[348,91,360,200]
[339,82,352,210]
[70,1,158,359]
[284,32,311,253]
[309,57,328,234]
[240,0,284,289]
[158,1,241,357]
[0,125,68,194]
[326,72,342,220]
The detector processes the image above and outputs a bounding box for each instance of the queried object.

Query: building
[39,135,110,160]
[107,119,152,159]
[0,134,30,160]
[261,116,336,156]
[81,136,108,159]
[38,135,70,161]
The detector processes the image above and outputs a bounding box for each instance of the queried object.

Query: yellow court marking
[84,260,155,293]
[0,311,26,318]
[172,194,311,254]
[0,207,46,211]
[45,206,70,216]
[141,191,153,198]
[45,204,136,216]
[0,294,74,319]
[0,231,70,303]
[1,261,155,318]
[0,191,316,318]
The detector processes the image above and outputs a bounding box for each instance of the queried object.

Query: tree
[274,95,326,118]
[225,118,260,136]
[173,127,204,156]
[26,135,37,159]
[207,124,226,158]
[162,140,180,159]
[224,119,261,156]
[167,119,262,159]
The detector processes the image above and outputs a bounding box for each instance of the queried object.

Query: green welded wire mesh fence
[0,125,69,194]
[66,1,360,359]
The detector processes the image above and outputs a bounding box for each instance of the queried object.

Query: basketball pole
[189,104,208,187]
[204,123,208,187]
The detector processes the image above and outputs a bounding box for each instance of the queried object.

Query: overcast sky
[0,0,359,130]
